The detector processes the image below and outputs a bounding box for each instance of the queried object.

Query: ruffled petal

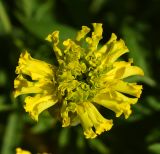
[113,61,144,79]
[24,94,58,121]
[100,60,144,81]
[15,51,55,80]
[94,91,138,119]
[86,23,103,52]
[76,26,90,41]
[46,31,62,57]
[76,103,97,139]
[86,102,113,135]
[84,23,103,67]
[113,80,143,98]
[14,74,42,97]
[97,33,128,69]
[14,76,56,98]
[106,38,128,64]
[61,101,80,127]
[76,102,113,139]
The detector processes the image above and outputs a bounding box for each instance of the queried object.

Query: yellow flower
[14,23,144,139]
[16,148,31,154]
[16,148,49,154]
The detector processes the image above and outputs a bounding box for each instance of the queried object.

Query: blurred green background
[0,0,160,154]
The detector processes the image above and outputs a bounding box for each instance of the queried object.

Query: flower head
[14,23,144,138]
[16,148,31,154]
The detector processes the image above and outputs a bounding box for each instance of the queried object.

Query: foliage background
[0,0,160,154]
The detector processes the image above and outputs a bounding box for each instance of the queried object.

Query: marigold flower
[16,148,49,154]
[14,23,144,139]
[16,148,31,154]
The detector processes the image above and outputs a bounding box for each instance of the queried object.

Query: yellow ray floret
[16,148,49,154]
[25,94,58,121]
[16,51,56,80]
[14,51,58,120]
[76,102,113,138]
[16,148,31,154]
[14,23,144,139]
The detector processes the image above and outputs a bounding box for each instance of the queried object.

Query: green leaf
[76,128,85,149]
[1,112,23,154]
[146,129,160,143]
[148,143,160,154]
[15,0,76,40]
[147,96,160,111]
[34,0,55,20]
[16,14,76,40]
[0,1,12,33]
[0,104,13,112]
[58,128,70,148]
[31,115,56,134]
[122,24,156,87]
[0,70,7,86]
[89,0,107,14]
[128,103,153,122]
[15,0,36,18]
[133,103,152,115]
[88,139,110,154]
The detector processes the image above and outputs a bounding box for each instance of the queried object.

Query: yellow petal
[61,100,71,127]
[61,102,81,127]
[96,33,128,70]
[61,110,70,127]
[113,61,144,79]
[101,61,144,81]
[86,23,103,52]
[76,103,97,139]
[14,74,41,97]
[63,39,81,60]
[94,91,138,119]
[94,34,121,68]
[24,94,58,121]
[95,44,107,58]
[86,102,113,135]
[107,39,128,63]
[14,74,56,98]
[76,26,90,41]
[76,102,112,139]
[46,31,63,57]
[107,33,117,43]
[15,51,55,80]
[113,80,143,98]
